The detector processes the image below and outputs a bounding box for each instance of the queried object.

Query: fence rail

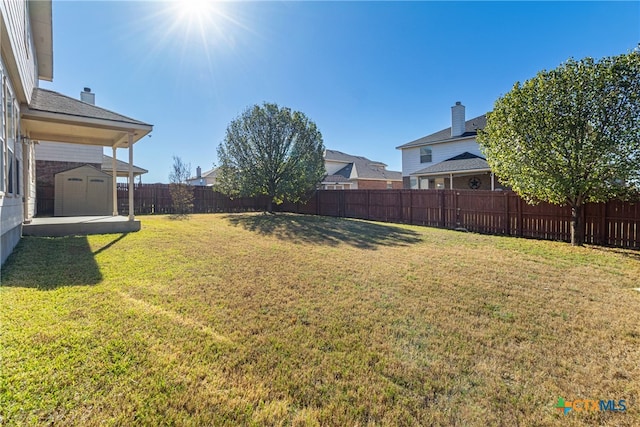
[35,184,640,249]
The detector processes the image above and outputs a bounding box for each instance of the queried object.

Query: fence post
[600,202,607,246]
[581,202,588,243]
[505,191,510,235]
[517,195,523,237]
[439,190,445,228]
[409,190,413,225]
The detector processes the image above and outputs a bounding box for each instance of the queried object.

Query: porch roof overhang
[21,88,152,148]
[410,152,491,177]
[411,167,492,177]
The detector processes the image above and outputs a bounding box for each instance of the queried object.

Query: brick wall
[36,160,102,186]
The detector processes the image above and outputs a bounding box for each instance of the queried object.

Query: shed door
[63,177,86,216]
[86,176,110,215]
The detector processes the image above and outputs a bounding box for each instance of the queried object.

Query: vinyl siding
[0,0,38,103]
[325,160,349,175]
[0,197,22,264]
[36,142,103,163]
[400,137,483,176]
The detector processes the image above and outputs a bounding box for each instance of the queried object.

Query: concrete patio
[23,216,141,237]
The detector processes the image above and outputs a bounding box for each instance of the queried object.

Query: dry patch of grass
[1,213,639,426]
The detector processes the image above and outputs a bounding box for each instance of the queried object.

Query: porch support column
[112,147,118,216]
[491,172,495,191]
[22,137,31,222]
[449,173,454,189]
[128,133,134,221]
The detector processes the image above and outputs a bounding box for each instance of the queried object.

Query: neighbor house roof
[396,115,487,150]
[29,88,151,126]
[410,152,490,176]
[322,174,352,184]
[188,167,219,181]
[324,149,402,181]
[324,149,387,167]
[102,155,148,176]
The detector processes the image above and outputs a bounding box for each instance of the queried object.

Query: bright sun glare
[135,0,251,78]
[176,0,214,25]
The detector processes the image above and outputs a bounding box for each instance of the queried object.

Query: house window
[420,147,432,163]
[386,181,392,189]
[419,177,429,189]
[409,177,418,189]
[5,81,17,195]
[435,178,445,189]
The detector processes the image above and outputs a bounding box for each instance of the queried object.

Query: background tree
[478,50,640,246]
[169,155,194,218]
[216,102,325,213]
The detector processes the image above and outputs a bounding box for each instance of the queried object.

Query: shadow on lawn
[1,235,107,290]
[587,245,640,262]
[225,213,422,249]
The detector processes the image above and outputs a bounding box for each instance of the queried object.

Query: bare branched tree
[169,155,194,218]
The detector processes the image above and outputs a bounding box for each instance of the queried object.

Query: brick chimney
[451,101,465,137]
[80,87,95,105]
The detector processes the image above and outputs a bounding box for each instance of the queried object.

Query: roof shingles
[324,149,401,181]
[396,115,487,149]
[29,88,150,126]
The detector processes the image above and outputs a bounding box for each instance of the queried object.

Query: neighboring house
[396,102,501,191]
[322,149,403,190]
[187,166,218,186]
[0,1,152,265]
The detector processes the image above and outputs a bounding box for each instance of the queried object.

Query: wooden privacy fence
[279,189,640,249]
[115,184,271,215]
[37,183,640,248]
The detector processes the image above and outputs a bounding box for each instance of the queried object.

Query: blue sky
[42,1,640,183]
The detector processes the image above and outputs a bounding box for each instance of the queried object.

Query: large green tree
[478,50,640,246]
[216,103,325,213]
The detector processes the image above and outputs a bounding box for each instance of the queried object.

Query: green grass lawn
[1,213,639,426]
